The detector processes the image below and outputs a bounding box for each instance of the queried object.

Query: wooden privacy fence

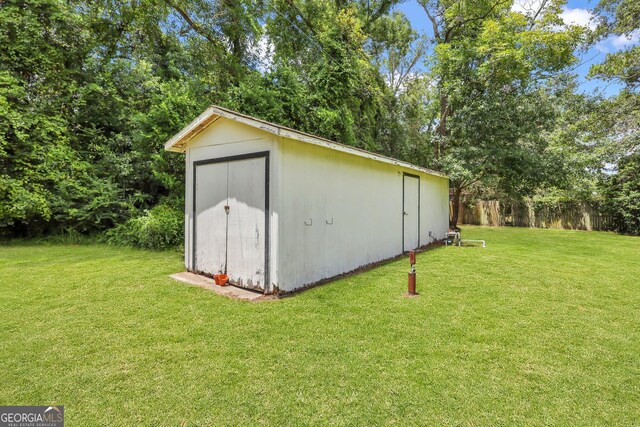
[451,200,617,231]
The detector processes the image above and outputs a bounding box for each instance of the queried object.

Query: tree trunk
[450,185,462,228]
[435,94,450,160]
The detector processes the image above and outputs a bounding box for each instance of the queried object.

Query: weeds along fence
[451,200,617,231]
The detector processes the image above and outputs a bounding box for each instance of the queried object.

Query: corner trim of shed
[164,105,447,179]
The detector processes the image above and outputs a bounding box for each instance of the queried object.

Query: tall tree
[418,0,582,226]
[0,0,126,234]
[589,0,639,234]
[229,0,405,150]
[589,0,639,154]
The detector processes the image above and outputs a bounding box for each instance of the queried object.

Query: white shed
[165,106,449,294]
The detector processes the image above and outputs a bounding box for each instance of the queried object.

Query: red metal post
[407,251,418,296]
[408,270,416,295]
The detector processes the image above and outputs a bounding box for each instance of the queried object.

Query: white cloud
[511,3,637,55]
[595,40,612,53]
[611,31,640,49]
[511,0,547,17]
[560,7,596,30]
[512,2,596,31]
[594,31,640,53]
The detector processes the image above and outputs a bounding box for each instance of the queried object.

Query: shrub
[105,202,183,250]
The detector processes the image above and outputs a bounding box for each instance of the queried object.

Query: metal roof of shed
[164,105,447,178]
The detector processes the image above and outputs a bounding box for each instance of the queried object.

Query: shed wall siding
[420,172,450,245]
[277,137,448,292]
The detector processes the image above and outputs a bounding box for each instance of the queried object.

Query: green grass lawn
[1,227,639,426]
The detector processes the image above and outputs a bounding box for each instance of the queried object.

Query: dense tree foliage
[1,0,637,243]
[589,0,640,234]
[601,153,640,234]
[0,0,206,238]
[417,0,583,225]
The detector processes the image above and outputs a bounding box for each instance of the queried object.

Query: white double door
[194,156,267,291]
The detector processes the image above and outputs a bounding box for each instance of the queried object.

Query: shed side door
[226,157,266,291]
[403,174,420,251]
[194,162,228,275]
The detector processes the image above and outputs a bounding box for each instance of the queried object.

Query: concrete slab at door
[194,162,228,275]
[226,157,266,291]
[403,174,420,251]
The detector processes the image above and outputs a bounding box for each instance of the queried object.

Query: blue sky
[393,0,638,96]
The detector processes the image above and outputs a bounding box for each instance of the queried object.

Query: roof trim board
[164,105,447,178]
